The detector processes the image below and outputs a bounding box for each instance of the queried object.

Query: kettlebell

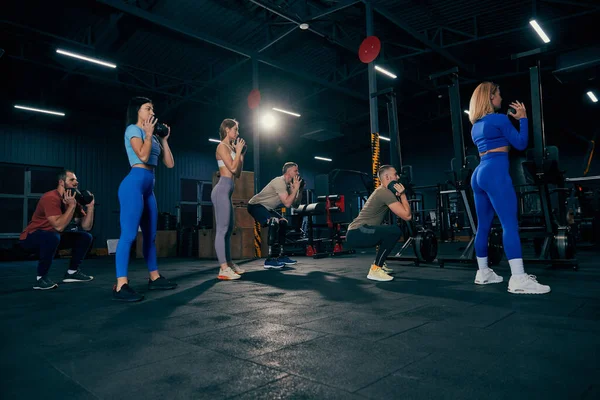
[387,180,403,195]
[74,189,94,205]
[153,116,169,138]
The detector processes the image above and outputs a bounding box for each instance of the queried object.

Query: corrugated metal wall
[0,121,217,249]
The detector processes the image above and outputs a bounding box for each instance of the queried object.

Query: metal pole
[449,74,465,166]
[366,1,380,188]
[530,63,545,169]
[387,91,402,169]
[252,58,260,193]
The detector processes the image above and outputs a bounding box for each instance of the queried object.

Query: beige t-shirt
[348,186,399,230]
[248,176,289,210]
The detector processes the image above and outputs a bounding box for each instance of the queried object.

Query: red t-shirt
[19,190,83,240]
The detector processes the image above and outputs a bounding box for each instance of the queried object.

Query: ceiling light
[587,91,598,103]
[299,23,309,30]
[314,156,332,162]
[375,65,397,79]
[272,107,301,117]
[261,113,277,130]
[56,49,117,68]
[209,138,221,143]
[529,20,550,43]
[379,135,391,141]
[14,105,65,116]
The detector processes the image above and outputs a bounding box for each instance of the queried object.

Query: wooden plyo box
[197,226,270,260]
[212,171,255,203]
[136,230,177,258]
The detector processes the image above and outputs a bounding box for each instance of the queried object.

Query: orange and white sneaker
[373,260,394,273]
[230,264,246,274]
[218,267,241,280]
[367,265,393,282]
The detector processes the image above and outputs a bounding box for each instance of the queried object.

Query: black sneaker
[148,275,178,290]
[63,270,94,283]
[112,284,144,302]
[33,276,58,290]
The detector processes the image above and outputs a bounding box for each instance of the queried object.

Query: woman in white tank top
[211,119,246,280]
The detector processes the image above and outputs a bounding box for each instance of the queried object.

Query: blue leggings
[471,152,522,260]
[115,168,158,278]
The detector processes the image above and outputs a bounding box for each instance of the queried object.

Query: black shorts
[247,203,283,226]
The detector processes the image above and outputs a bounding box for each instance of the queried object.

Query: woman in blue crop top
[468,82,550,295]
[113,97,177,302]
[211,118,246,280]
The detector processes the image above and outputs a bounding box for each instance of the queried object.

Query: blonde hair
[468,82,499,124]
[219,118,237,140]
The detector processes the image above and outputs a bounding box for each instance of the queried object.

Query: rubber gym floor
[2,244,598,399]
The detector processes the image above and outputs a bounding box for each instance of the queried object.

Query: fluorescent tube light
[529,20,550,43]
[272,107,301,117]
[56,49,117,68]
[14,105,65,116]
[375,65,397,79]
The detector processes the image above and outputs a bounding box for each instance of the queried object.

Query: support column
[529,63,545,169]
[252,57,260,192]
[449,74,465,168]
[252,57,262,258]
[366,1,380,188]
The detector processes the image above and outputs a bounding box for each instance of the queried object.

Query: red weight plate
[358,36,381,64]
[247,89,261,110]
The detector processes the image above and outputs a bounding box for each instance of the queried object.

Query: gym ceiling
[2,0,599,159]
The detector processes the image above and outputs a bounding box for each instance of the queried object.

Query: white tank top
[217,150,236,168]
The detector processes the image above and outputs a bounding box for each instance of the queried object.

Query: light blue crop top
[471,113,529,154]
[217,150,236,168]
[124,124,161,167]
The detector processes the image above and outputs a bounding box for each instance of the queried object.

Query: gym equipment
[293,195,355,258]
[153,118,169,138]
[358,36,381,63]
[393,220,438,265]
[68,188,94,205]
[368,87,439,265]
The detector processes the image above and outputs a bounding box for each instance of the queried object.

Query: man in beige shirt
[248,162,303,269]
[346,165,412,281]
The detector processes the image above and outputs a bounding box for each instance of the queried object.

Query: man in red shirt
[20,170,95,290]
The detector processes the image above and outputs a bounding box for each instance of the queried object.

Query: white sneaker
[367,265,393,282]
[474,268,503,285]
[508,274,551,294]
[218,267,241,280]
[230,264,245,274]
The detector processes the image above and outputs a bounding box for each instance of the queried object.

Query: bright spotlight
[209,138,221,143]
[587,91,598,103]
[379,135,391,141]
[261,113,277,130]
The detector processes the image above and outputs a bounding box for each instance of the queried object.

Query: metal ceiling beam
[248,0,357,52]
[360,1,475,75]
[249,0,437,99]
[96,0,365,102]
[308,0,362,21]
[540,0,600,10]
[6,53,232,111]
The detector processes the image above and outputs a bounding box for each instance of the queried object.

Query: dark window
[0,165,25,194]
[0,198,24,233]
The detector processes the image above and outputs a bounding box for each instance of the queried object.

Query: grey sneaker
[63,270,94,283]
[33,276,58,290]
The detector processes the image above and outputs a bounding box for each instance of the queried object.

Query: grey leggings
[211,176,234,264]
